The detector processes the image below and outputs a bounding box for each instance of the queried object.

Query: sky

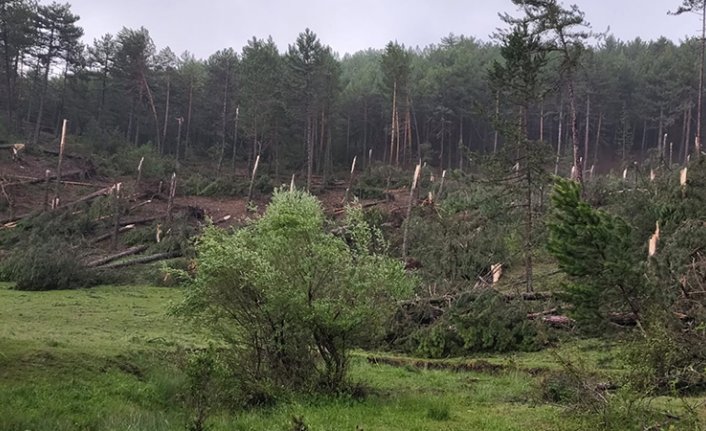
[66,0,703,59]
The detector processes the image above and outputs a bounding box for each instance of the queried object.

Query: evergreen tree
[547,179,645,329]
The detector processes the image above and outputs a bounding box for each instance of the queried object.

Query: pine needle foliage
[547,179,645,330]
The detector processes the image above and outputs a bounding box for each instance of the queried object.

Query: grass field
[0,282,700,430]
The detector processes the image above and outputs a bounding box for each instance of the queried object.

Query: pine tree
[547,179,644,329]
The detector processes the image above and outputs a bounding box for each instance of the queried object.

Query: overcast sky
[66,0,702,59]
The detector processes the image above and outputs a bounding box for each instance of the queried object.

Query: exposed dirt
[0,148,412,233]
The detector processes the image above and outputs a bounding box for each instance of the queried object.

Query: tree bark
[161,76,170,154]
[581,94,591,169]
[53,119,67,207]
[185,76,194,160]
[142,74,161,153]
[32,28,55,147]
[86,245,149,268]
[696,3,705,159]
[554,102,564,176]
[231,105,240,173]
[567,79,582,183]
[493,91,500,154]
[96,251,181,270]
[217,70,230,176]
[593,112,602,167]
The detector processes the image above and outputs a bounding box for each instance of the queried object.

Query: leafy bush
[174,189,415,398]
[183,347,225,431]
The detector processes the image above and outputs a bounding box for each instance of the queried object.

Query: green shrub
[174,190,415,398]
[183,346,224,431]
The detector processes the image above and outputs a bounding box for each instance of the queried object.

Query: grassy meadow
[0,282,701,430]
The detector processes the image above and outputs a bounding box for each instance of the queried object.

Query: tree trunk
[696,3,705,159]
[581,94,591,169]
[539,100,544,143]
[231,105,240,173]
[86,245,149,268]
[55,61,69,137]
[98,52,109,126]
[175,117,183,166]
[657,107,664,159]
[306,114,313,192]
[493,91,499,154]
[390,81,397,165]
[2,22,15,128]
[522,106,533,293]
[458,119,464,171]
[111,184,122,250]
[319,109,326,176]
[217,71,230,176]
[593,112,603,167]
[53,119,67,207]
[440,118,446,169]
[345,115,350,161]
[683,106,692,166]
[680,106,688,165]
[161,76,170,154]
[554,102,564,176]
[32,28,55,147]
[641,119,647,161]
[142,74,161,152]
[185,76,194,160]
[567,80,582,183]
[363,99,368,168]
[96,251,181,270]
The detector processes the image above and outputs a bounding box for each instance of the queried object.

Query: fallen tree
[1,170,86,187]
[96,251,181,269]
[86,245,149,267]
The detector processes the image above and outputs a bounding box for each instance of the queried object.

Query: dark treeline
[0,0,703,181]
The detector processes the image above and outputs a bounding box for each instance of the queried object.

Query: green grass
[0,283,701,430]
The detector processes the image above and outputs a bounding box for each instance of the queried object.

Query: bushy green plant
[183,346,225,431]
[174,189,414,398]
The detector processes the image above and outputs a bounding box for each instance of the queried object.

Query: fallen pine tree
[95,251,182,270]
[85,245,149,267]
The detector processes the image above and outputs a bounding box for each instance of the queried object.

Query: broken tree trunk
[53,119,68,208]
[402,164,422,259]
[247,154,260,204]
[3,169,84,187]
[111,183,122,250]
[86,245,149,267]
[136,157,144,193]
[343,156,357,204]
[57,185,113,210]
[91,224,136,244]
[96,251,181,270]
[43,169,51,211]
[166,172,177,221]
